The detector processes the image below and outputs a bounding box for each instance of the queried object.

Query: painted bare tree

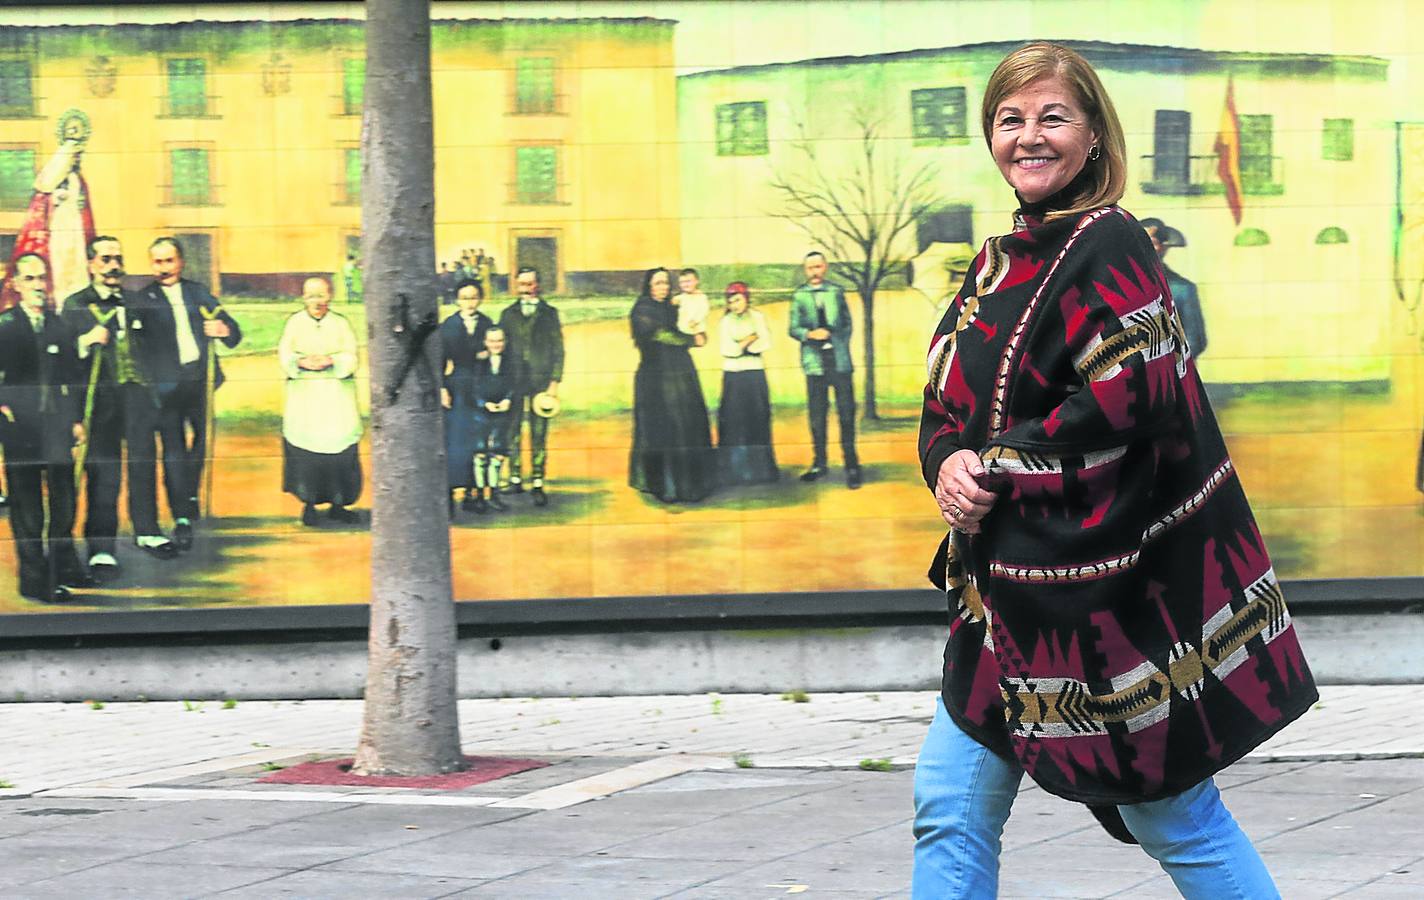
[769,110,943,419]
[352,0,463,776]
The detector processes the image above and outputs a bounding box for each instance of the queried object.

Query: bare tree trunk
[352,0,462,776]
[859,290,878,420]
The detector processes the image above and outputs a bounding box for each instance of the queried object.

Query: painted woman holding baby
[628,267,716,503]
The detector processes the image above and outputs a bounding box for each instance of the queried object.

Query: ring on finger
[949,504,964,520]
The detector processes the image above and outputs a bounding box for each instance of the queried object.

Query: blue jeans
[911,698,1280,899]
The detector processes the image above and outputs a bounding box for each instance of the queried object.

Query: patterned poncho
[918,203,1317,807]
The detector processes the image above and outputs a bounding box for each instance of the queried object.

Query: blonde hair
[981,42,1126,220]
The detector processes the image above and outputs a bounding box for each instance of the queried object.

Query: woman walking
[716,282,778,485]
[914,42,1317,899]
[629,267,716,502]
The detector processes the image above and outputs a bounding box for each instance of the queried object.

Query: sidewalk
[2,686,1422,898]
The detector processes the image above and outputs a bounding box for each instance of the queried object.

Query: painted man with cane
[135,237,241,550]
[62,235,176,580]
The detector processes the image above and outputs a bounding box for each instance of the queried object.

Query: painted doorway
[514,233,560,295]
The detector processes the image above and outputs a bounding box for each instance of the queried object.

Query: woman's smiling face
[990,75,1097,204]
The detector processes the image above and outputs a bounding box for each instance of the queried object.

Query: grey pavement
[1,687,1422,898]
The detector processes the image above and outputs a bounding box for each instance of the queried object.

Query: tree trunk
[352,0,463,776]
[859,289,878,420]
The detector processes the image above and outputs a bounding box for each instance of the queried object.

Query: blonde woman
[914,42,1316,898]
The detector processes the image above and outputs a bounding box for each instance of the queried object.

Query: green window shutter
[515,146,557,203]
[1322,118,1354,161]
[1238,114,1274,191]
[715,102,768,157]
[910,87,967,146]
[0,60,34,117]
[343,58,365,115]
[171,148,210,205]
[515,57,556,114]
[1152,110,1191,187]
[344,148,361,204]
[0,148,35,208]
[167,58,207,117]
[715,105,737,156]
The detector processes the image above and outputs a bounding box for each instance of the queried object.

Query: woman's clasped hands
[935,449,999,533]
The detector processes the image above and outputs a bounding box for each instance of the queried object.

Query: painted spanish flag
[1214,76,1243,225]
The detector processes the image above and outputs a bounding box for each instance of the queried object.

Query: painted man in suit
[136,236,242,549]
[496,266,563,507]
[0,254,89,602]
[62,235,175,580]
[439,278,491,512]
[788,251,860,489]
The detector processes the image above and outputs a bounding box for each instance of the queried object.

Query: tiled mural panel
[0,1,1421,613]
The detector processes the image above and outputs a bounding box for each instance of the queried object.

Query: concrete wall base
[3,613,1419,702]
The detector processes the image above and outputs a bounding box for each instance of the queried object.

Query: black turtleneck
[1014,167,1096,224]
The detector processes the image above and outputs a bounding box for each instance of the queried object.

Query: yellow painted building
[676,42,1397,388]
[0,16,680,296]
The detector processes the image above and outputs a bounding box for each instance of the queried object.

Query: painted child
[673,267,710,340]
[467,327,514,514]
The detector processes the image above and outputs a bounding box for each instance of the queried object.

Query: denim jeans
[911,697,1280,899]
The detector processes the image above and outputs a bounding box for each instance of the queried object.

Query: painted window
[514,57,557,114]
[514,145,559,204]
[1152,110,1191,187]
[169,147,211,206]
[166,58,207,117]
[1238,114,1276,192]
[0,60,34,118]
[0,147,35,209]
[910,87,968,145]
[1323,118,1354,161]
[342,58,365,116]
[342,147,361,205]
[715,101,768,156]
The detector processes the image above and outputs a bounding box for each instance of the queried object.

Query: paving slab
[129,806,524,870]
[312,844,561,881]
[686,832,912,895]
[10,861,293,899]
[1337,881,1424,898]
[210,868,486,898]
[447,854,747,899]
[0,832,187,889]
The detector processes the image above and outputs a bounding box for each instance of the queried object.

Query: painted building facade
[677,41,1394,388]
[0,16,679,296]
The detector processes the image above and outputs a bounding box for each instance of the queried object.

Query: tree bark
[859,289,878,420]
[352,0,462,776]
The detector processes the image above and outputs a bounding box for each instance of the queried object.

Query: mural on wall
[0,0,1421,615]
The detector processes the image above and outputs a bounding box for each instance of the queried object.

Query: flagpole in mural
[351,0,463,777]
[1214,75,1244,226]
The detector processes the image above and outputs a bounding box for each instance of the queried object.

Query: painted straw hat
[531,391,561,418]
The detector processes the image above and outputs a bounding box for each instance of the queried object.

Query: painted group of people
[0,235,240,602]
[440,266,563,515]
[436,247,495,303]
[438,253,866,515]
[627,254,862,505]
